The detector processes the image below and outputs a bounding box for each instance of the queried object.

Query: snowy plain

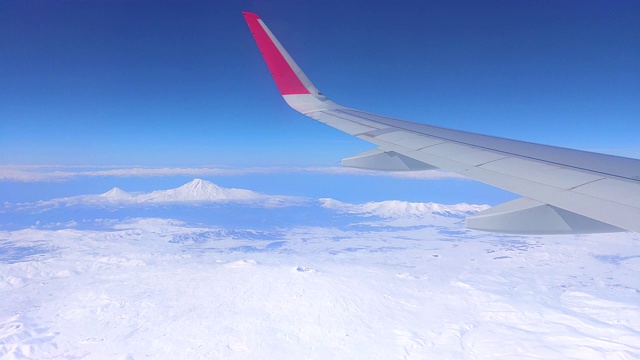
[1,179,639,359]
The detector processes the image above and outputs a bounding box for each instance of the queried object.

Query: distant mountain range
[320,198,489,218]
[13,179,488,220]
[23,179,305,209]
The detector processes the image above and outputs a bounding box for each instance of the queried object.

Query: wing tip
[242,11,259,20]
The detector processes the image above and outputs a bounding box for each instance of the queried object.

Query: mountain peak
[140,179,259,202]
[186,178,205,186]
[177,179,224,195]
[100,187,130,199]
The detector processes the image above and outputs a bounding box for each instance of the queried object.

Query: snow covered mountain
[136,179,263,202]
[99,187,132,201]
[320,198,489,218]
[29,179,305,208]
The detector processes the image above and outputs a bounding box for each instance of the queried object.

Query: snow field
[1,218,639,359]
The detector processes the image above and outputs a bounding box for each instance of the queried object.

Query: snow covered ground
[1,180,639,359]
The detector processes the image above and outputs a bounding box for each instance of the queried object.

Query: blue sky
[0,0,638,204]
[2,0,639,166]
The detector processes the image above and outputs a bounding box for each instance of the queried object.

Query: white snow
[320,198,490,218]
[100,187,132,201]
[20,179,305,209]
[1,184,639,359]
[138,178,259,202]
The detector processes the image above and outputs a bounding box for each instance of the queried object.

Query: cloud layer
[0,165,465,182]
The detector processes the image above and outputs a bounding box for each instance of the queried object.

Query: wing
[242,12,640,234]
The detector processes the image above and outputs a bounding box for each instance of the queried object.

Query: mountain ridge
[24,179,488,217]
[319,198,489,218]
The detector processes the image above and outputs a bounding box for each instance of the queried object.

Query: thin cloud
[0,165,466,182]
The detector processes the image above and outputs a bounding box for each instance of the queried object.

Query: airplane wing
[242,12,640,235]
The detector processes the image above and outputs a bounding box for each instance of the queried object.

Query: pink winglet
[243,12,311,95]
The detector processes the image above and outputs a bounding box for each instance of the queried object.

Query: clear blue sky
[1,0,639,167]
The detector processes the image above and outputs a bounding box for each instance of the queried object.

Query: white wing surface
[242,12,640,234]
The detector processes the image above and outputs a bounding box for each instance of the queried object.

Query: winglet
[242,12,323,98]
[242,12,314,95]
